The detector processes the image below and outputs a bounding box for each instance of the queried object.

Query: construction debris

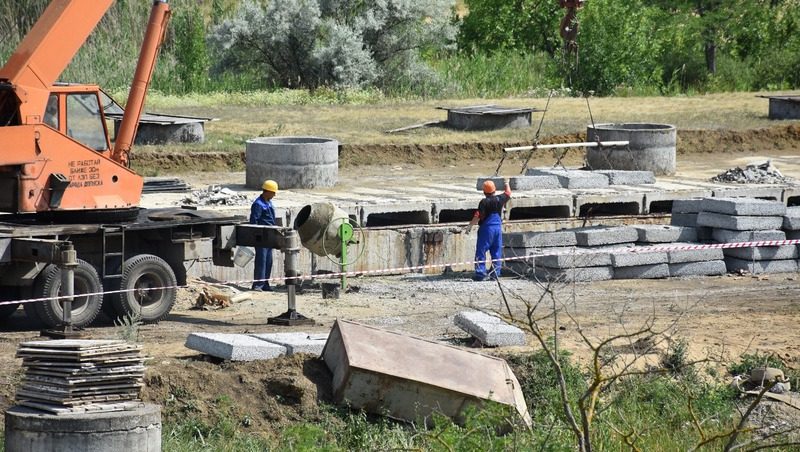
[194,287,251,310]
[14,340,146,414]
[181,185,250,206]
[710,160,793,184]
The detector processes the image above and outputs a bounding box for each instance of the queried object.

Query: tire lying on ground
[31,259,103,328]
[111,254,177,323]
[0,286,21,323]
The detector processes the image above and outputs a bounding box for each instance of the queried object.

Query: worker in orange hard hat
[250,180,278,291]
[466,179,511,281]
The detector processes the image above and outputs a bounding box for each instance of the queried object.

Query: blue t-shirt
[250,196,276,226]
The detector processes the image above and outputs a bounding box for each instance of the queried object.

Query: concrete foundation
[586,123,677,176]
[4,404,161,452]
[245,136,338,189]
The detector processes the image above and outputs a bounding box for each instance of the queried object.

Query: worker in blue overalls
[467,180,511,281]
[250,180,278,291]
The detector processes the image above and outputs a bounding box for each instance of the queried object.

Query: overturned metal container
[322,320,532,426]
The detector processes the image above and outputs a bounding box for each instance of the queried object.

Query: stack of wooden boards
[15,339,146,414]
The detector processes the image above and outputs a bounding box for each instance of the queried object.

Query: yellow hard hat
[262,180,278,193]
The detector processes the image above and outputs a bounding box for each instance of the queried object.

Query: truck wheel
[112,254,177,324]
[32,260,103,328]
[0,286,21,323]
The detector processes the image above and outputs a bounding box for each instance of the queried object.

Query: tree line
[0,0,798,96]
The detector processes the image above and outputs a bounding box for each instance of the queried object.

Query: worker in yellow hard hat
[250,180,278,291]
[466,179,511,281]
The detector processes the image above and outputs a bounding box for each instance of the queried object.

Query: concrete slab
[433,198,482,223]
[453,311,527,347]
[645,190,711,215]
[635,225,697,243]
[667,245,724,263]
[712,228,786,243]
[360,201,434,227]
[672,198,707,214]
[782,186,800,206]
[700,197,787,216]
[610,250,668,267]
[507,194,574,219]
[596,170,656,185]
[670,213,698,227]
[575,189,643,216]
[613,263,669,279]
[534,265,614,282]
[723,245,798,261]
[526,168,609,189]
[503,230,578,248]
[669,260,727,277]
[724,258,798,274]
[185,333,286,361]
[711,186,783,201]
[783,206,800,230]
[509,175,562,191]
[475,177,507,192]
[575,226,638,246]
[538,250,612,268]
[250,332,329,356]
[696,212,784,231]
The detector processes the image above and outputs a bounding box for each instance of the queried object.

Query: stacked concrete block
[697,212,784,231]
[574,226,638,246]
[508,175,563,191]
[609,247,669,280]
[725,258,798,275]
[697,198,785,231]
[634,225,697,244]
[712,229,785,243]
[453,311,526,347]
[666,244,726,277]
[534,248,614,282]
[526,168,609,189]
[614,263,670,279]
[723,245,798,275]
[670,198,704,227]
[783,206,800,232]
[534,265,614,283]
[596,170,656,185]
[503,230,578,276]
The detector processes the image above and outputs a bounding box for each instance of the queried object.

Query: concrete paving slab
[503,230,578,248]
[724,257,798,274]
[672,198,707,214]
[509,175,562,190]
[635,225,697,243]
[700,197,787,216]
[645,190,711,215]
[453,311,526,347]
[669,260,727,277]
[723,245,799,261]
[534,265,614,282]
[712,228,786,243]
[475,177,507,192]
[526,168,610,189]
[610,250,668,267]
[667,245,724,263]
[696,212,784,231]
[783,206,800,230]
[596,170,656,185]
[538,250,612,268]
[711,186,783,201]
[250,332,329,356]
[613,263,669,279]
[575,226,638,246]
[185,333,286,361]
[670,213,698,227]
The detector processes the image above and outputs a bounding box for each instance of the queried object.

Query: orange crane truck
[0,1,283,329]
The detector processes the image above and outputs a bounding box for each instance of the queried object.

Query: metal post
[59,243,77,332]
[267,229,314,326]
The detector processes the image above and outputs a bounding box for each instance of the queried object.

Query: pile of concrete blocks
[534,226,638,282]
[185,332,328,361]
[503,229,577,276]
[784,206,800,240]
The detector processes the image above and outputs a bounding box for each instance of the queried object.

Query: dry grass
[142,91,800,152]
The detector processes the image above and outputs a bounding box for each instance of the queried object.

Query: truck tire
[112,254,177,324]
[0,286,20,323]
[32,260,103,328]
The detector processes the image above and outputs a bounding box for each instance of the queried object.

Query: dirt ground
[2,124,800,438]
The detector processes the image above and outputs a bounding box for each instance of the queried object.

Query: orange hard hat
[482,180,496,194]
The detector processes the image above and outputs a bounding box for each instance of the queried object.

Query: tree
[458,0,562,56]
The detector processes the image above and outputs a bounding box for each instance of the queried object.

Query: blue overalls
[250,196,276,290]
[474,194,508,279]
